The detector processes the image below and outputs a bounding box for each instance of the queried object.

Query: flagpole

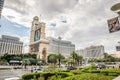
[39,14,41,22]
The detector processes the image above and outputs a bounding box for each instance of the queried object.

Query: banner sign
[107,17,120,33]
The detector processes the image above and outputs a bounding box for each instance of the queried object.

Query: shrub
[22,73,35,80]
[50,75,62,80]
[70,70,81,74]
[41,72,74,80]
[22,72,41,80]
[100,68,120,76]
[57,72,74,77]
[22,72,74,80]
[91,70,100,73]
[0,68,11,70]
[63,73,115,80]
[89,64,97,70]
[81,68,89,72]
[41,72,55,80]
[38,77,44,80]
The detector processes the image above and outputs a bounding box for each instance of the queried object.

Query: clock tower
[29,16,49,62]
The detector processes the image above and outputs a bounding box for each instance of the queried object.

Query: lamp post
[58,36,62,68]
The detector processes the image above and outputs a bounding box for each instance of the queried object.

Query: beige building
[111,53,120,58]
[29,16,49,61]
[29,16,75,61]
[0,35,23,56]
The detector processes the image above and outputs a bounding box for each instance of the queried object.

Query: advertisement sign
[34,29,40,41]
[107,16,120,33]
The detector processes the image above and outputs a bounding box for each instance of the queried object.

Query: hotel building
[47,37,75,57]
[76,45,104,59]
[0,35,23,56]
[29,16,75,61]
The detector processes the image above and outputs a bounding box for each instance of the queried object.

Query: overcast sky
[0,0,120,54]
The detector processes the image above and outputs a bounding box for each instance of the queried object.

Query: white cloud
[20,36,30,53]
[2,0,120,54]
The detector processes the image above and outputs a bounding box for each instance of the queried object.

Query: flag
[61,16,67,23]
[50,23,56,27]
[61,20,67,23]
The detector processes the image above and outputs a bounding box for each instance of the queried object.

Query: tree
[22,59,30,69]
[48,54,58,67]
[70,51,78,66]
[104,53,108,60]
[56,54,65,68]
[76,55,83,66]
[103,53,116,62]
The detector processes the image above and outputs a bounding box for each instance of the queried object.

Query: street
[0,66,31,80]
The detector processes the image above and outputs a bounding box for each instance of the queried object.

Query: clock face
[34,29,40,41]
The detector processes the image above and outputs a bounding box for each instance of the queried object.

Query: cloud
[2,0,120,54]
[4,0,31,15]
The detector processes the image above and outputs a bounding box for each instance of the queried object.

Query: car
[96,64,106,69]
[32,68,43,72]
[4,77,20,80]
[60,64,66,68]
[67,66,77,70]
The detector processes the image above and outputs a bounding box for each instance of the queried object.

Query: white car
[32,68,43,73]
[4,77,20,80]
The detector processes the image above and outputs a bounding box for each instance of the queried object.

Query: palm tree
[62,58,69,67]
[70,51,78,66]
[22,59,30,69]
[76,55,83,66]
[104,53,109,63]
[56,54,65,68]
[48,54,58,67]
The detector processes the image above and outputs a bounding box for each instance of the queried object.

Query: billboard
[31,44,39,52]
[107,16,120,33]
[34,29,40,41]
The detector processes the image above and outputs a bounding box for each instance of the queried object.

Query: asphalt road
[0,69,30,80]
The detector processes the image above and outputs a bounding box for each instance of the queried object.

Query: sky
[0,0,120,54]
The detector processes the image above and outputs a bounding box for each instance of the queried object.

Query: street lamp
[58,36,62,68]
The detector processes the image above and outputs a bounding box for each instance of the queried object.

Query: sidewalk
[113,76,120,80]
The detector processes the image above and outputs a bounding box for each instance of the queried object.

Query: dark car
[97,64,106,69]
[67,66,77,70]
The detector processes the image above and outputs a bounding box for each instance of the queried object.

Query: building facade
[76,45,104,59]
[29,16,75,61]
[0,0,5,18]
[111,53,120,58]
[0,35,23,56]
[29,16,49,61]
[47,37,75,57]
